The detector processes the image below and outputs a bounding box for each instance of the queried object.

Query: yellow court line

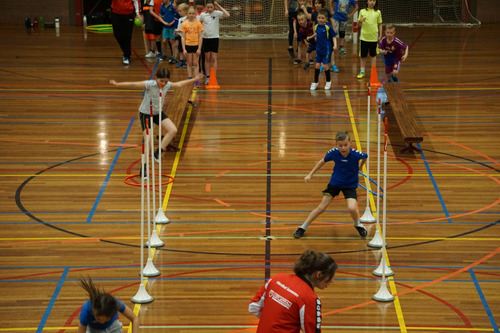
[344,88,406,333]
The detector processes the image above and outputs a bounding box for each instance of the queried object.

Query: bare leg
[301,195,333,230]
[160,118,177,151]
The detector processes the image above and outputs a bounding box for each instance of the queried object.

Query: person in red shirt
[111,0,141,65]
[249,250,338,332]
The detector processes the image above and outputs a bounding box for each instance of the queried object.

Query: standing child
[109,67,203,165]
[292,0,313,65]
[195,0,207,76]
[148,0,164,59]
[330,0,358,54]
[77,276,139,333]
[181,6,204,87]
[296,11,315,70]
[294,130,368,238]
[199,0,230,85]
[311,0,338,72]
[356,0,382,79]
[378,24,408,83]
[174,2,189,68]
[151,0,178,63]
[310,9,337,91]
[284,0,298,58]
[143,0,158,58]
[249,249,338,332]
[110,0,141,65]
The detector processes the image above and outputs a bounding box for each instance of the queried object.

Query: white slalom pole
[361,85,376,223]
[143,120,160,276]
[368,99,384,248]
[155,88,170,225]
[131,143,154,304]
[373,117,395,302]
[148,100,165,248]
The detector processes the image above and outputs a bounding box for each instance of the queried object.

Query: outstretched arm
[122,305,140,333]
[170,74,205,89]
[109,80,146,90]
[304,159,326,183]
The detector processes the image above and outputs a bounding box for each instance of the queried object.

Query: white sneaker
[145,51,156,58]
[123,57,130,65]
[324,81,331,90]
[310,82,319,91]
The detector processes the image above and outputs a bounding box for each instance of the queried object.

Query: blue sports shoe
[331,64,339,72]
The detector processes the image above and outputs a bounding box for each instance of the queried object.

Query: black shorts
[203,38,219,53]
[185,45,199,53]
[322,184,358,200]
[139,112,168,131]
[152,20,163,36]
[360,40,378,58]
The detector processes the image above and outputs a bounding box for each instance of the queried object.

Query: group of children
[141,0,229,87]
[288,0,408,90]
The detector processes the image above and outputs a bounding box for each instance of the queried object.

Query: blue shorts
[162,26,175,40]
[315,52,331,64]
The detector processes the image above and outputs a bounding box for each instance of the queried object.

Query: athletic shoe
[145,51,156,58]
[123,57,130,65]
[339,46,346,54]
[303,63,310,70]
[140,163,148,179]
[294,58,302,64]
[205,76,210,85]
[153,149,161,163]
[324,81,331,90]
[357,71,365,79]
[194,81,200,88]
[293,227,306,238]
[183,62,187,68]
[310,82,319,91]
[156,51,162,59]
[176,60,184,68]
[309,59,314,65]
[288,48,295,58]
[331,64,339,72]
[355,223,368,237]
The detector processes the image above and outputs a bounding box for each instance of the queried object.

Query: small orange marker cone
[206,67,220,90]
[367,65,381,88]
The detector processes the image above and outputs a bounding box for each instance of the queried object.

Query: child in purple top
[378,24,408,82]
[294,130,368,239]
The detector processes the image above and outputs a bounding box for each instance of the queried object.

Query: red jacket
[249,273,322,333]
[111,0,140,15]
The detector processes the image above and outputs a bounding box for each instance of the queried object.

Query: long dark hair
[294,249,338,282]
[79,276,120,318]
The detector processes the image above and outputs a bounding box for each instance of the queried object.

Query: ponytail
[79,276,120,318]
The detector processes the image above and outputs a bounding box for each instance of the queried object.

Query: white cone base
[143,258,161,277]
[360,207,376,223]
[146,230,165,248]
[372,281,395,302]
[367,229,385,248]
[154,208,171,224]
[373,258,394,277]
[131,284,154,304]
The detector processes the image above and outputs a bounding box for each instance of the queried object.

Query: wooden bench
[163,83,195,151]
[384,82,423,153]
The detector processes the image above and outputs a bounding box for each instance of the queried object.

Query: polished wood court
[0,23,499,333]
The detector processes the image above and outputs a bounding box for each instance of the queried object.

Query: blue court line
[36,267,69,333]
[418,143,452,223]
[469,268,500,333]
[86,118,135,223]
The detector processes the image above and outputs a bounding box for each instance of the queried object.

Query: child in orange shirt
[180,6,204,87]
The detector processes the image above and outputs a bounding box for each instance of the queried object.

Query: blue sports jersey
[159,2,175,25]
[79,298,126,329]
[332,0,357,22]
[324,147,367,188]
[314,23,336,55]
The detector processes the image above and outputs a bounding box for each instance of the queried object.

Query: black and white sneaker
[288,48,295,58]
[293,227,306,238]
[140,164,148,180]
[355,223,368,237]
[153,149,161,163]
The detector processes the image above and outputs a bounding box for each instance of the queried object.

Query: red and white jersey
[249,273,322,333]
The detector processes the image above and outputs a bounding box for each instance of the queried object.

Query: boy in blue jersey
[310,10,337,91]
[294,130,368,238]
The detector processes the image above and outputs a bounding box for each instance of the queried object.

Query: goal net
[219,0,480,39]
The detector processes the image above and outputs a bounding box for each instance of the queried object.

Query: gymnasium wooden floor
[0,22,499,333]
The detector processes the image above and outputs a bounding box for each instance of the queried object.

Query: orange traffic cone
[206,67,220,90]
[367,65,381,88]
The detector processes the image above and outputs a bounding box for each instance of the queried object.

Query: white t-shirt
[199,10,223,38]
[139,80,172,115]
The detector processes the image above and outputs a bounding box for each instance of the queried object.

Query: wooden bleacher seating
[384,82,423,153]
